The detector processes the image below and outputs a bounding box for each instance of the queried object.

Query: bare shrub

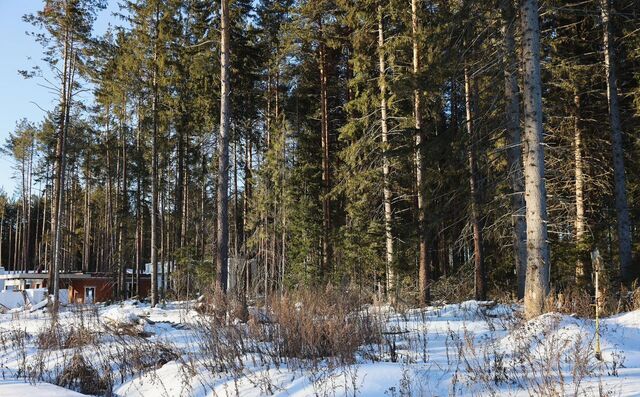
[551,288,594,318]
[56,352,112,395]
[266,289,380,363]
[429,263,475,303]
[37,324,98,350]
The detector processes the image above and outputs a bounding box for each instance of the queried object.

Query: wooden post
[591,249,602,361]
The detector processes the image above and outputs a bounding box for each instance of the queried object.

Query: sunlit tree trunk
[378,6,396,303]
[501,0,527,299]
[412,0,429,306]
[600,0,633,286]
[150,3,160,306]
[521,0,551,319]
[319,20,331,277]
[216,0,231,295]
[573,89,588,284]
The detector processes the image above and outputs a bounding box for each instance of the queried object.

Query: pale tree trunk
[243,138,252,296]
[200,151,206,260]
[135,103,142,296]
[181,161,188,250]
[176,117,185,252]
[319,21,331,277]
[378,6,396,303]
[521,0,551,319]
[105,109,115,274]
[573,89,588,284]
[216,0,230,295]
[412,0,429,306]
[50,22,70,303]
[9,216,14,271]
[600,0,633,286]
[501,0,527,299]
[233,139,240,295]
[464,65,485,301]
[150,4,160,306]
[14,212,21,271]
[160,187,166,299]
[21,155,28,270]
[22,138,34,271]
[53,29,76,312]
[40,185,47,272]
[82,164,91,273]
[118,95,128,299]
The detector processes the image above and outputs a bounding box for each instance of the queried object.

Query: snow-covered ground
[0,299,638,396]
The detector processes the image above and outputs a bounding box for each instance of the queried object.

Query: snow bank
[102,305,144,327]
[24,288,47,305]
[0,291,24,310]
[0,380,87,397]
[2,300,640,396]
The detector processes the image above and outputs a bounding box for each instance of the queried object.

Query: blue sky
[0,0,118,198]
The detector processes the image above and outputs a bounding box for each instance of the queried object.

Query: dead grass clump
[109,337,179,376]
[37,325,98,350]
[552,288,594,318]
[56,352,112,395]
[429,263,475,303]
[629,286,640,311]
[266,288,381,363]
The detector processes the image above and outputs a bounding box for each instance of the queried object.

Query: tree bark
[216,0,231,295]
[319,21,331,277]
[573,89,588,284]
[49,21,70,304]
[464,65,485,301]
[118,95,128,299]
[52,25,75,312]
[378,6,396,303]
[412,0,429,306]
[600,0,633,286]
[150,3,160,306]
[521,0,551,318]
[83,165,91,273]
[500,0,527,299]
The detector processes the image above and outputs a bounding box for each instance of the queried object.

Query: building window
[85,287,96,304]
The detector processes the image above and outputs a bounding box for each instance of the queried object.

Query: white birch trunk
[378,6,396,303]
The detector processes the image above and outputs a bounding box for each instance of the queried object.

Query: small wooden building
[0,272,151,303]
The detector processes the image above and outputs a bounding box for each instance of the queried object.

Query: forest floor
[0,297,638,396]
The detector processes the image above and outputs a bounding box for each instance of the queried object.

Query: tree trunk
[53,28,75,312]
[521,0,551,319]
[500,0,527,299]
[600,0,633,286]
[244,137,252,296]
[150,4,160,306]
[135,102,142,296]
[464,65,485,301]
[216,0,231,295]
[118,95,128,299]
[50,23,71,305]
[412,0,429,306]
[319,21,331,277]
[176,116,186,252]
[83,165,91,273]
[378,6,396,303]
[573,89,588,285]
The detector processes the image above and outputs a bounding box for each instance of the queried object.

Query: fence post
[591,248,602,361]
